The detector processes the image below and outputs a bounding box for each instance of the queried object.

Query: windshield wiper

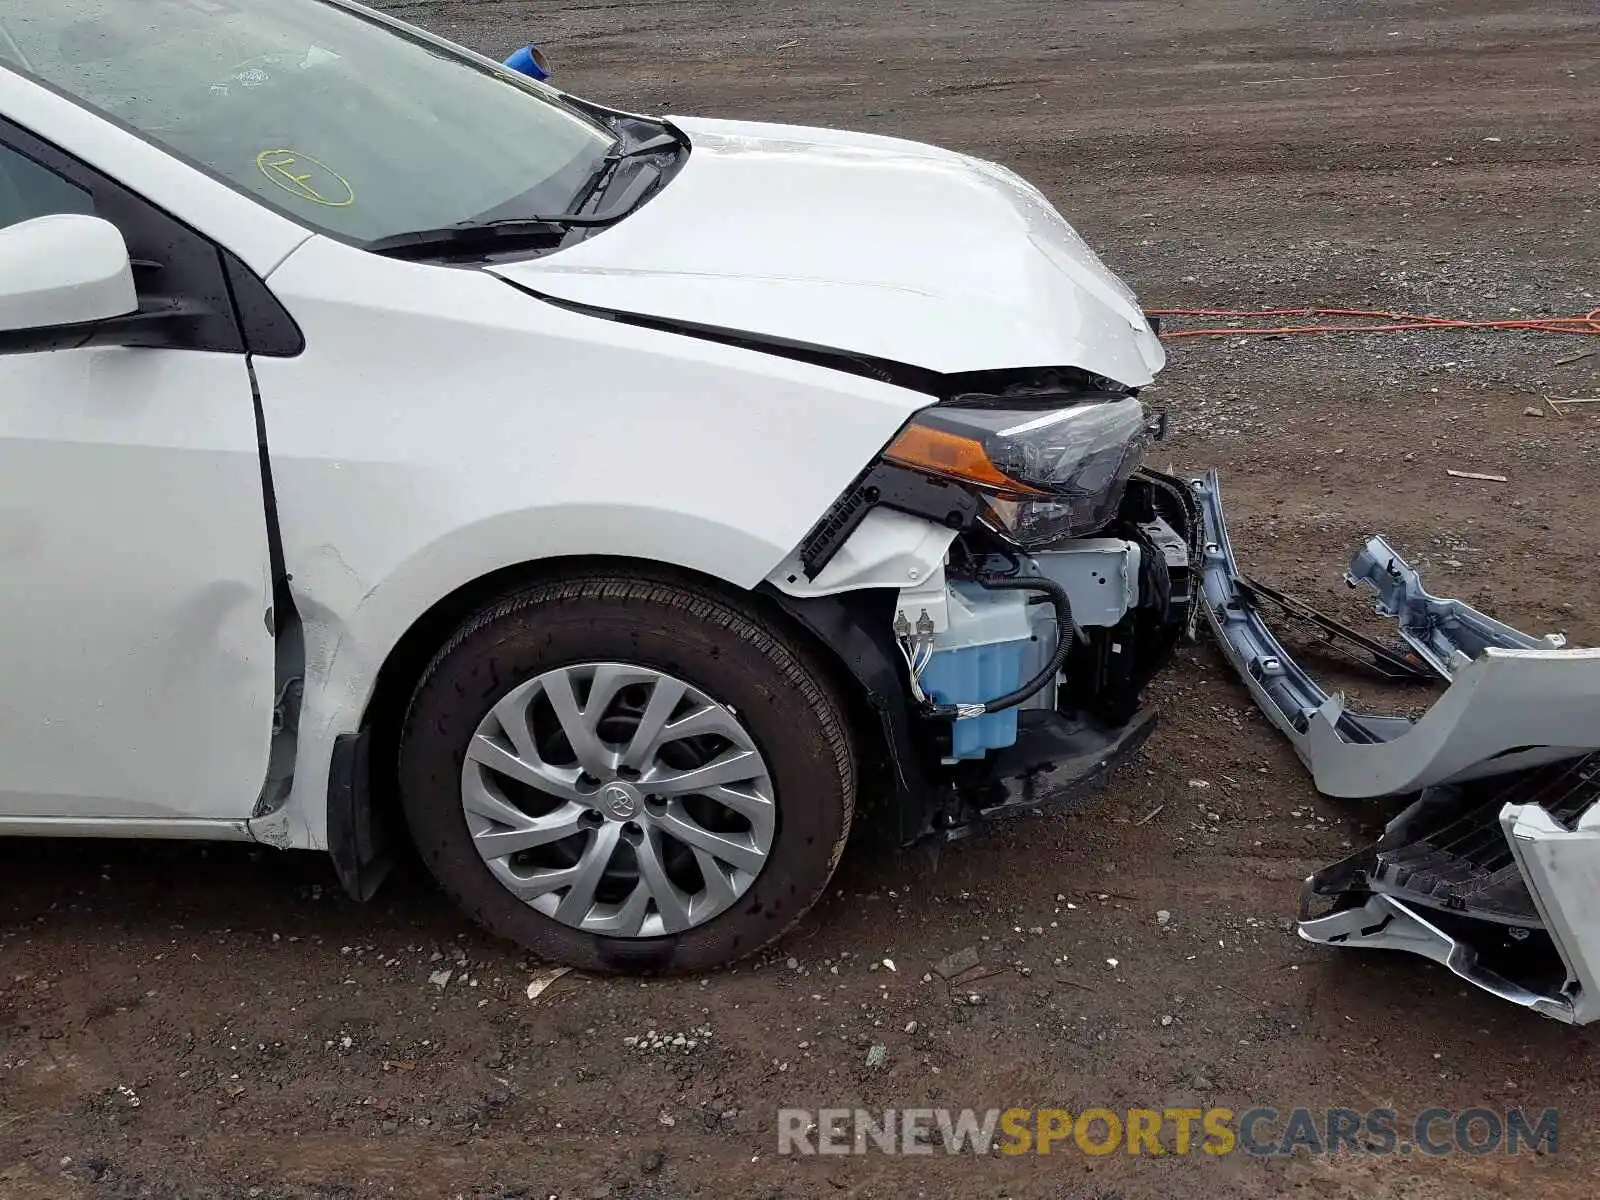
[572,127,686,209]
[367,199,648,259]
[614,131,684,159]
[368,120,685,262]
[365,218,581,260]
[368,157,673,261]
[366,195,651,260]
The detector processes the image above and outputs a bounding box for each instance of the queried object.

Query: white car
[0,0,1188,972]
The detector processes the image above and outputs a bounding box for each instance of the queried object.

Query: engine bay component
[914,578,1039,758]
[1194,470,1600,798]
[908,543,1144,759]
[1013,538,1142,630]
[766,463,1199,843]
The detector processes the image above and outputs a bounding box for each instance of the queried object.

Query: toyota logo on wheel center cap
[600,782,642,820]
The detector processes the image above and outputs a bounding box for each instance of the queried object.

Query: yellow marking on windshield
[256,149,355,208]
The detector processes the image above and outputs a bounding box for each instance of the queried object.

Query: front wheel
[396,573,856,972]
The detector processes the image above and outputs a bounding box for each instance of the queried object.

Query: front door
[0,124,277,823]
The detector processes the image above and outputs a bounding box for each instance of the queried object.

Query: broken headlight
[884,397,1151,546]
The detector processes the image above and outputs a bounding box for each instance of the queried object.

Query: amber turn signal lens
[883,422,1045,494]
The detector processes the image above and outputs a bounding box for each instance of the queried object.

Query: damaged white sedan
[0,0,1193,971]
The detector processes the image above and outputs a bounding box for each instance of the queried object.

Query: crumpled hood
[489,117,1165,387]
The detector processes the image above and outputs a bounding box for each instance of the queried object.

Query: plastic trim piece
[325,729,393,902]
[768,506,959,600]
[0,816,253,840]
[1195,470,1600,798]
[1297,891,1575,1022]
[947,708,1159,836]
[1298,754,1600,1025]
[760,586,936,846]
[1505,797,1600,1024]
[1346,536,1564,680]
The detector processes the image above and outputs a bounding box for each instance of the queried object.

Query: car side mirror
[0,214,137,349]
[504,44,551,82]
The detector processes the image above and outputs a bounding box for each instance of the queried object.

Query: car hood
[489,117,1165,387]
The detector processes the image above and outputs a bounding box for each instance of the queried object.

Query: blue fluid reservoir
[917,583,1035,760]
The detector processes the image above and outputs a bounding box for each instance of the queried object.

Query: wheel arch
[359,555,792,749]
[327,554,901,899]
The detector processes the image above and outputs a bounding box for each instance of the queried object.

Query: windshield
[0,0,618,244]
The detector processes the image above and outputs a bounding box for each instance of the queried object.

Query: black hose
[922,572,1078,718]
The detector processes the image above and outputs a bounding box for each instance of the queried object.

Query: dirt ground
[5,1,1600,1197]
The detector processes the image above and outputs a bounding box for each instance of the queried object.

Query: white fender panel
[259,235,930,847]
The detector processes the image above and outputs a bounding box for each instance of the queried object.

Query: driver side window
[0,140,93,229]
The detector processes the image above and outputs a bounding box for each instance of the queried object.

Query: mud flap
[326,729,393,902]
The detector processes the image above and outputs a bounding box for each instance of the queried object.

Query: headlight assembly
[883,396,1151,546]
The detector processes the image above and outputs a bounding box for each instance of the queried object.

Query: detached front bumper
[1194,471,1600,798]
[1193,470,1600,1024]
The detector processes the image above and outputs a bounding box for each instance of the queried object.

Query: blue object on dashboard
[504,44,551,81]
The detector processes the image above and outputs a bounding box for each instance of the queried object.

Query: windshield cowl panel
[0,0,620,246]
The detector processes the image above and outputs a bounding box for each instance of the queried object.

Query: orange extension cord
[1144,306,1600,339]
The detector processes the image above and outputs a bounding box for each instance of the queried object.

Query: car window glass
[0,141,93,229]
[0,21,24,67]
[0,0,616,244]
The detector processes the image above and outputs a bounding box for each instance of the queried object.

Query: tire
[397,571,856,973]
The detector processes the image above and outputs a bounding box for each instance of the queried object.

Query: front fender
[256,235,927,848]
